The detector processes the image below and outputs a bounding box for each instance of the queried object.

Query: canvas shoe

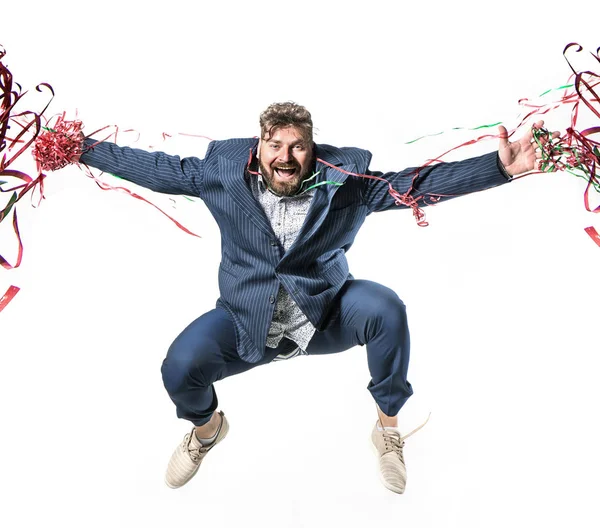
[165,411,229,489]
[371,415,429,494]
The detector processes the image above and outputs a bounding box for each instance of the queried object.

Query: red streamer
[31,117,201,238]
[0,46,52,312]
[0,284,19,312]
[315,157,431,226]
[584,226,600,247]
[32,114,84,171]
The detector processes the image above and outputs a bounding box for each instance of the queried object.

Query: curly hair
[259,102,313,143]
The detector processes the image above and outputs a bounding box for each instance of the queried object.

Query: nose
[277,146,291,162]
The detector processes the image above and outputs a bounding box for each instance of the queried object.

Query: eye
[294,144,305,151]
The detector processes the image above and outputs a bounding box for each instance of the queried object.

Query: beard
[259,160,312,196]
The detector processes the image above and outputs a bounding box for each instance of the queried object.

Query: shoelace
[183,414,224,463]
[183,433,209,463]
[382,413,431,459]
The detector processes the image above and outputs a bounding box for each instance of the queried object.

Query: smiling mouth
[274,166,298,179]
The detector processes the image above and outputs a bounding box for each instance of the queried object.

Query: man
[79,102,551,494]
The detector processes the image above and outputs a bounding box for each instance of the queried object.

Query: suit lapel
[218,155,274,237]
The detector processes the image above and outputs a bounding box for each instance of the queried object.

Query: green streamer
[0,192,18,222]
[405,82,574,145]
[538,83,574,97]
[405,121,503,144]
[534,127,600,193]
[302,180,344,192]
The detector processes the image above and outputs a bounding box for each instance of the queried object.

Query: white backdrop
[1,1,599,527]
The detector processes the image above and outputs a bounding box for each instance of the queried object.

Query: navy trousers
[161,280,413,426]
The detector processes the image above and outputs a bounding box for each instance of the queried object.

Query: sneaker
[165,411,229,489]
[371,415,429,494]
[371,423,408,494]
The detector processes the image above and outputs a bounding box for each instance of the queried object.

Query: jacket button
[269,295,275,304]
[270,240,277,246]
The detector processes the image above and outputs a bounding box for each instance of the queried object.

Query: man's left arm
[363,120,558,213]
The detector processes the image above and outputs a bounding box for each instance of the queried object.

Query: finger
[529,121,550,145]
[498,125,510,149]
[535,129,561,149]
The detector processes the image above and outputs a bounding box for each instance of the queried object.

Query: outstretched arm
[79,138,212,198]
[363,120,559,213]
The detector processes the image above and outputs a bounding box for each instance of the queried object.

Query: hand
[498,120,560,176]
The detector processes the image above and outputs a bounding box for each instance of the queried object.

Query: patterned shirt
[248,173,317,360]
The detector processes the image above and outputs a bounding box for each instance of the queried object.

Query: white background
[1,1,599,527]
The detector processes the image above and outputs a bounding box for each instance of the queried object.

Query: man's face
[258,126,313,196]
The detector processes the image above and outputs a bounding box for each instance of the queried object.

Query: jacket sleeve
[79,138,215,198]
[362,151,511,213]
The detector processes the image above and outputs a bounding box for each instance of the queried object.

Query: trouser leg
[161,307,293,426]
[306,279,413,416]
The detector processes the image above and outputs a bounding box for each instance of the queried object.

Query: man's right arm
[80,138,212,198]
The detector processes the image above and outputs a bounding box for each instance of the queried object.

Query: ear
[257,138,262,160]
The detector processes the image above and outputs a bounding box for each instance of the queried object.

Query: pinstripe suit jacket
[81,137,509,363]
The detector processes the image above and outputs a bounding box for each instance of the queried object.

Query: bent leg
[306,280,413,417]
[161,308,284,426]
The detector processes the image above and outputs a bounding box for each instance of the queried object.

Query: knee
[161,355,192,396]
[370,285,407,323]
[362,286,408,339]
[161,342,211,395]
[381,288,406,313]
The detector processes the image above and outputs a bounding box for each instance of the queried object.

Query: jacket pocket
[321,258,350,285]
[219,263,237,277]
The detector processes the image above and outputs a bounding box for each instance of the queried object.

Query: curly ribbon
[0,47,53,312]
[397,43,600,234]
[526,43,600,245]
[34,118,84,170]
